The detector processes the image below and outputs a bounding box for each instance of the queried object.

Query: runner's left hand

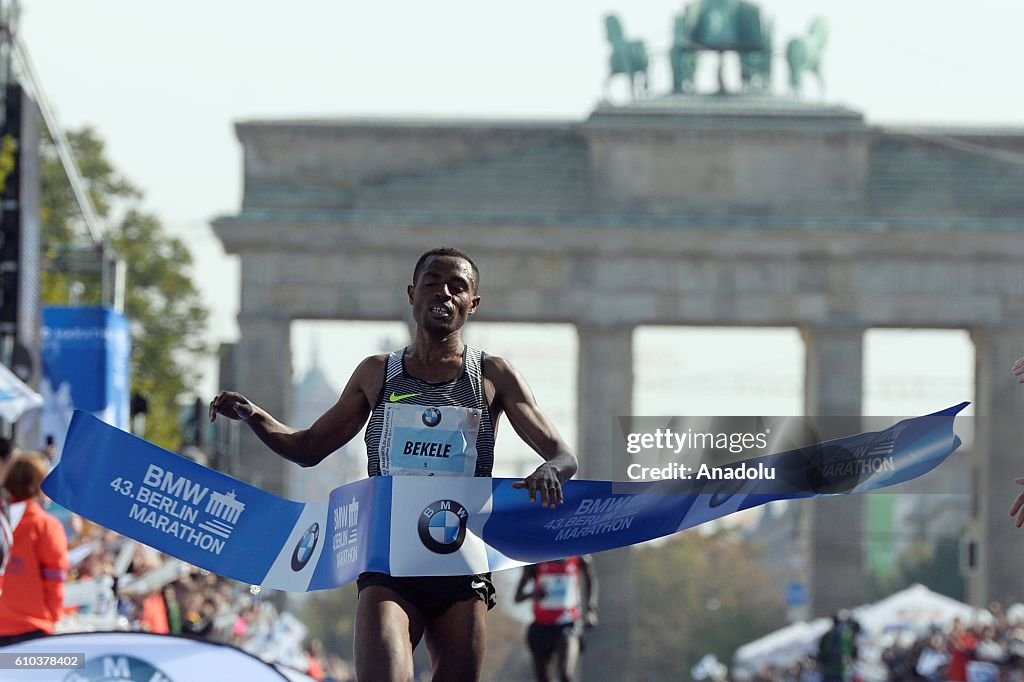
[513,463,564,508]
[1010,477,1024,527]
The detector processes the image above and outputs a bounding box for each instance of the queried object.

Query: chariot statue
[669,0,773,94]
[604,3,827,100]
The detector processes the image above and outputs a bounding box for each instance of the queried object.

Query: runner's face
[408,256,480,334]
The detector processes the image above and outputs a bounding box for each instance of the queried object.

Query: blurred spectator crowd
[742,604,1024,681]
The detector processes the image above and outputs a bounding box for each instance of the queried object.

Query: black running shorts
[527,622,580,660]
[356,572,496,620]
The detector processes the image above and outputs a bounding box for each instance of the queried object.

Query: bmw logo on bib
[421,407,442,427]
[291,522,320,571]
[418,499,468,554]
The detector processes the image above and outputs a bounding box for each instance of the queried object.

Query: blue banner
[40,307,131,453]
[42,404,966,591]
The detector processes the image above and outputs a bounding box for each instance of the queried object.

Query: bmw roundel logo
[291,522,320,571]
[422,407,442,427]
[418,499,468,554]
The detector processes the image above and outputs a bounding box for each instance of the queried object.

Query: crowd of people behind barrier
[878,607,1024,682]
[62,518,356,681]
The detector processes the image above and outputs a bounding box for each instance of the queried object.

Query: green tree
[873,536,966,602]
[632,531,787,680]
[41,127,208,449]
[901,536,964,600]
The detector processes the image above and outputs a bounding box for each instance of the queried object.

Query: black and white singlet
[363,346,495,478]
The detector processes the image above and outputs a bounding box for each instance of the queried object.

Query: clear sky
[17,0,1011,421]
[19,0,1023,229]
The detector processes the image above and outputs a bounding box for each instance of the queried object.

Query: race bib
[538,573,579,611]
[379,403,481,476]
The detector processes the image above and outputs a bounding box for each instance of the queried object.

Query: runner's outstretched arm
[514,565,538,603]
[1013,356,1024,383]
[1011,356,1024,526]
[486,356,578,507]
[210,355,383,467]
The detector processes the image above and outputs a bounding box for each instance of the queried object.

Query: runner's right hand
[209,391,256,422]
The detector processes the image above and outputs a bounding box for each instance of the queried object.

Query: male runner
[514,555,598,682]
[210,247,578,681]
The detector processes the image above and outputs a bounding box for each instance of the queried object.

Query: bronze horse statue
[605,14,649,101]
[786,17,827,96]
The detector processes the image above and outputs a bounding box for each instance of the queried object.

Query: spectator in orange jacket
[0,437,17,590]
[0,454,69,646]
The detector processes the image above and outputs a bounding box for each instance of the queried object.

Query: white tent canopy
[854,583,975,636]
[734,617,832,672]
[734,584,976,675]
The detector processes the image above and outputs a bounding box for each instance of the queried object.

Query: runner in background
[514,555,598,682]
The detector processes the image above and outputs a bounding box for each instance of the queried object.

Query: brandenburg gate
[214,95,1024,678]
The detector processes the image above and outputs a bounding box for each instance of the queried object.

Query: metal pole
[0,0,10,129]
[114,254,126,314]
[101,243,109,307]
[12,30,104,246]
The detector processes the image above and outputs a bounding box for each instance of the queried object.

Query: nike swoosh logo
[471,580,487,590]
[389,391,422,402]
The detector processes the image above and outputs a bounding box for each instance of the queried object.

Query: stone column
[802,325,866,617]
[232,315,293,496]
[969,329,1024,605]
[576,324,634,681]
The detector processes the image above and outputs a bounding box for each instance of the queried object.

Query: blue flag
[42,404,966,592]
